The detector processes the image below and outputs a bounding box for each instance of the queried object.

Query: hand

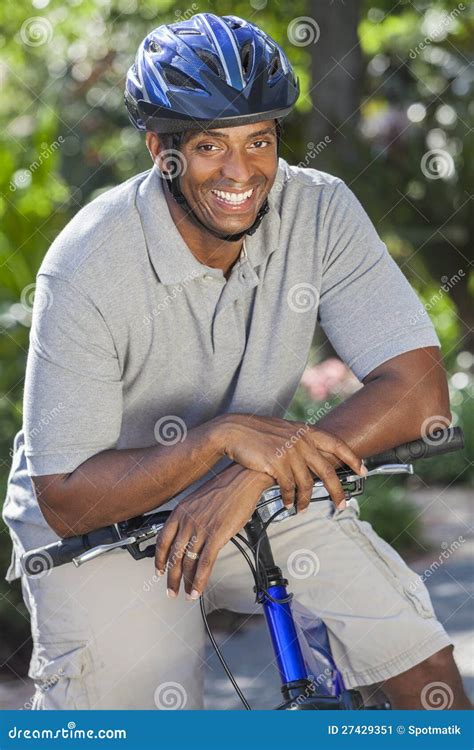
[155,463,273,600]
[214,413,366,509]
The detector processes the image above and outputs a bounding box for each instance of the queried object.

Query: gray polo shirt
[3,157,440,580]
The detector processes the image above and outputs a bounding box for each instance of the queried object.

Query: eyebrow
[186,126,276,143]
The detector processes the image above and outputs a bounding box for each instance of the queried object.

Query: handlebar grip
[365,426,464,468]
[21,526,120,576]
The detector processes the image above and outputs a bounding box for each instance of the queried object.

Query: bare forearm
[315,349,451,467]
[39,417,226,536]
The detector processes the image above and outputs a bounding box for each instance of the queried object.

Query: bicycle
[21,427,464,710]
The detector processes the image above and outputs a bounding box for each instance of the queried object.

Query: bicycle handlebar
[365,425,464,468]
[21,427,464,576]
[21,525,122,576]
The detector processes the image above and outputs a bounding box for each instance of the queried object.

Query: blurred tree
[305,0,364,148]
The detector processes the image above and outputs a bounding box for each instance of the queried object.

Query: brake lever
[344,463,414,481]
[73,536,138,567]
[255,463,414,524]
[72,523,166,567]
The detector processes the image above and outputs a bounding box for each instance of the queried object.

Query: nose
[219,146,254,187]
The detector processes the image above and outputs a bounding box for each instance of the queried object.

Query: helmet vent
[240,41,253,79]
[194,49,226,80]
[148,41,162,54]
[268,51,282,80]
[224,17,243,29]
[162,65,199,90]
[174,27,201,35]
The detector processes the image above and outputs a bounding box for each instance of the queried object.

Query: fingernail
[338,500,347,510]
[190,589,200,600]
[360,464,368,476]
[156,569,164,577]
[166,588,177,599]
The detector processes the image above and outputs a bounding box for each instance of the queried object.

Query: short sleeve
[317,181,440,381]
[23,273,123,475]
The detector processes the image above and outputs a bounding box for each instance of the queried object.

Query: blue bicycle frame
[243,514,365,710]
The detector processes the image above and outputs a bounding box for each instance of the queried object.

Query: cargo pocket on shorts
[29,641,99,710]
[332,501,436,619]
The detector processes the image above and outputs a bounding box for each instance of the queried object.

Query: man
[3,13,470,710]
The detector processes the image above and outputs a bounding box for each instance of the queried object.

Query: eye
[252,140,271,148]
[196,143,220,152]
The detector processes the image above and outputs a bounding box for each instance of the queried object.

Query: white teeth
[211,188,254,204]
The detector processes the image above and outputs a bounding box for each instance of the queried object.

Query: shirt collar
[135,159,287,286]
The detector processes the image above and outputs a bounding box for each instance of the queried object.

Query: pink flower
[300,358,361,400]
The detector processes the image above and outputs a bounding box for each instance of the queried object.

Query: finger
[166,535,192,597]
[274,465,297,509]
[155,517,179,575]
[182,541,204,597]
[189,542,220,598]
[307,431,365,476]
[287,452,314,512]
[304,451,346,507]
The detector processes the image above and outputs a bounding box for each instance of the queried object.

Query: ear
[146,131,164,167]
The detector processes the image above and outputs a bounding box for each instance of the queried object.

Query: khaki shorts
[19,498,452,709]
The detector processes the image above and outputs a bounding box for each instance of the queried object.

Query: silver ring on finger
[184,550,200,561]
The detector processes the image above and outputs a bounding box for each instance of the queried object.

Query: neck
[164,187,244,278]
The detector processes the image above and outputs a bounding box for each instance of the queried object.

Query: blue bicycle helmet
[124,13,300,241]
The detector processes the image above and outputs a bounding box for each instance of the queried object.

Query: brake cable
[199,507,293,709]
[199,535,257,710]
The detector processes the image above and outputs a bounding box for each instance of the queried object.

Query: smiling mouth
[209,187,256,212]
